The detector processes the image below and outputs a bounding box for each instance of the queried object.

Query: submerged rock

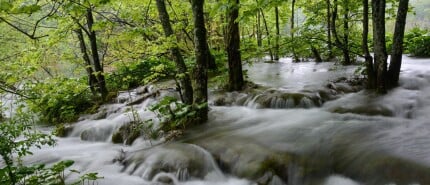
[111,123,140,145]
[330,105,394,117]
[210,76,363,109]
[121,143,224,181]
[187,136,290,185]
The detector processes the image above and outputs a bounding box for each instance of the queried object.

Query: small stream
[22,56,430,185]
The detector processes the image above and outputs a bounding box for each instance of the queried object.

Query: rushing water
[19,56,430,185]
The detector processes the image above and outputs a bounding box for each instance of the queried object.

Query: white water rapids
[11,56,430,185]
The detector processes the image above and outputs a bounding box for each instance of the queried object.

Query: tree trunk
[311,46,323,62]
[86,8,108,99]
[388,0,409,88]
[362,0,375,89]
[342,0,351,65]
[372,0,388,93]
[331,0,350,65]
[205,13,217,70]
[291,0,299,62]
[227,0,244,91]
[207,47,217,70]
[74,28,97,95]
[155,0,193,104]
[256,11,262,47]
[260,9,273,61]
[191,0,209,122]
[274,6,280,60]
[326,0,333,60]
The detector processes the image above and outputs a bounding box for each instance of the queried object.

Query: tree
[227,0,244,91]
[274,6,280,60]
[388,0,409,88]
[331,0,352,65]
[191,0,209,122]
[326,0,334,60]
[362,0,375,89]
[291,0,299,62]
[372,0,388,93]
[85,7,109,99]
[155,0,194,105]
[370,0,409,93]
[74,28,98,95]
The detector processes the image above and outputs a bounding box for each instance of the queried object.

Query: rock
[111,122,141,145]
[53,124,73,137]
[122,143,222,181]
[331,105,394,117]
[188,137,290,183]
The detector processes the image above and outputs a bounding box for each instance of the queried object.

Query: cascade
[14,56,430,185]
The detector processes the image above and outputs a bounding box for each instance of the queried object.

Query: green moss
[53,124,66,137]
[111,131,123,144]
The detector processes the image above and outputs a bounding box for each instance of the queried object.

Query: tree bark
[362,0,375,89]
[291,0,299,62]
[74,28,97,95]
[372,0,388,93]
[155,0,193,104]
[388,0,409,88]
[274,6,280,60]
[311,46,323,62]
[326,0,333,60]
[260,8,273,61]
[191,0,209,122]
[227,0,244,91]
[342,0,351,65]
[207,47,217,70]
[86,8,108,99]
[331,0,351,65]
[256,11,262,47]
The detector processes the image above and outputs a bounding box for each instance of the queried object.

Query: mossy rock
[111,122,141,145]
[331,105,394,117]
[122,143,219,181]
[189,137,290,184]
[331,147,430,184]
[53,124,73,137]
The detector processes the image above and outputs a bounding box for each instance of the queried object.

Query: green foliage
[0,111,102,185]
[107,57,176,91]
[404,27,430,57]
[26,77,95,124]
[149,96,208,132]
[0,112,54,184]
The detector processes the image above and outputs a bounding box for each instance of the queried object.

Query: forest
[1,0,430,184]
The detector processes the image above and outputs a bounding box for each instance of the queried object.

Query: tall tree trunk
[260,9,273,61]
[74,29,97,95]
[291,0,299,62]
[326,0,333,60]
[342,0,351,65]
[207,49,217,70]
[204,13,217,70]
[155,0,193,104]
[331,0,350,65]
[372,0,388,93]
[191,0,209,122]
[256,11,262,47]
[311,46,323,62]
[388,0,409,88]
[86,8,108,99]
[227,0,244,91]
[274,6,280,60]
[362,0,375,89]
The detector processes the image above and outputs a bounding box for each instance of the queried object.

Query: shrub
[0,112,102,185]
[26,77,94,124]
[404,28,430,57]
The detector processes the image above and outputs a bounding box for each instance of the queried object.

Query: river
[24,56,430,185]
